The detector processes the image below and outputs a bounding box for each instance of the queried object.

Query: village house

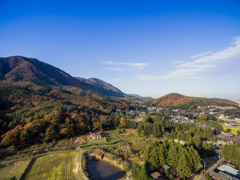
[89,132,101,139]
[174,139,186,145]
[224,122,232,127]
[235,117,240,121]
[216,134,240,144]
[221,132,233,137]
[206,169,238,180]
[219,114,225,119]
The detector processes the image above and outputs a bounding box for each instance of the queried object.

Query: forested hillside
[144,93,238,109]
[0,82,129,147]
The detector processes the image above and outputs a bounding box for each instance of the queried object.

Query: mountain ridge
[144,93,238,109]
[0,56,125,97]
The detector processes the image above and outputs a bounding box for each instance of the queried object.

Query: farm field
[222,125,240,135]
[0,160,31,180]
[23,152,79,180]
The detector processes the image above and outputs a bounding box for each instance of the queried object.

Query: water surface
[88,160,126,180]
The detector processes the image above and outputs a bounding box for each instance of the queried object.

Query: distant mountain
[0,56,125,97]
[128,94,143,98]
[145,93,238,109]
[75,77,125,97]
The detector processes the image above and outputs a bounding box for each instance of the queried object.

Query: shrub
[204,175,212,180]
[122,164,130,171]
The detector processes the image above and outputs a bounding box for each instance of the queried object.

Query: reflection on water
[88,160,126,180]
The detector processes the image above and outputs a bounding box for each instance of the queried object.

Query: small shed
[161,164,170,170]
[150,172,162,180]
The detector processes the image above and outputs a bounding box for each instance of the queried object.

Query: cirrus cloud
[138,36,240,80]
[102,61,148,71]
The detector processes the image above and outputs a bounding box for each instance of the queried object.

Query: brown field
[72,135,86,145]
[55,135,86,147]
[119,129,137,138]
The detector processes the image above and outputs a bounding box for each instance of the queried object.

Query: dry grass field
[0,160,31,180]
[118,129,137,138]
[23,152,79,180]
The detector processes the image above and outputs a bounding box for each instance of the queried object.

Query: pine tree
[153,125,159,137]
[132,161,141,180]
[176,151,192,179]
[149,147,160,168]
[170,129,174,138]
[188,146,201,171]
[184,148,194,172]
[167,144,179,168]
[157,145,166,166]
[221,145,226,157]
[139,166,148,180]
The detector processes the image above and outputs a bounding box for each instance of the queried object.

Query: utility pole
[219,146,221,159]
[204,162,206,175]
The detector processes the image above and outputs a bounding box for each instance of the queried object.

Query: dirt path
[72,152,82,180]
[78,149,89,180]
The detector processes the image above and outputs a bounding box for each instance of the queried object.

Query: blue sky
[1,0,240,99]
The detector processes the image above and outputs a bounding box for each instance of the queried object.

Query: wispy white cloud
[190,51,213,59]
[102,61,148,71]
[138,36,240,81]
[173,61,183,64]
[113,78,125,81]
[102,68,126,71]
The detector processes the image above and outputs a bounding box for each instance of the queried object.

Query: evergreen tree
[176,150,192,179]
[139,165,148,180]
[193,135,201,147]
[157,145,166,166]
[188,146,201,171]
[132,161,141,180]
[167,144,179,168]
[184,148,194,172]
[149,147,160,168]
[161,126,165,134]
[170,129,174,138]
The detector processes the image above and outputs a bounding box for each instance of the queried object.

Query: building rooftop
[207,170,232,180]
[150,172,162,179]
[218,165,238,175]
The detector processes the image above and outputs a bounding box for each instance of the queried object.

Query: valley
[0,56,240,180]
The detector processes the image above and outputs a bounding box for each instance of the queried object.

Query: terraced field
[0,160,31,180]
[23,152,79,180]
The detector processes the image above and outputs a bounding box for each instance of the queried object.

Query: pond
[87,160,126,180]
